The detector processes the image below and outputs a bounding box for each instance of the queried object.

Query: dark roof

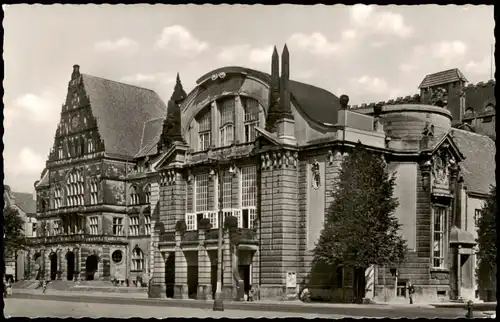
[195,66,341,125]
[11,192,36,214]
[419,68,468,89]
[82,74,167,158]
[451,128,495,195]
[135,117,165,158]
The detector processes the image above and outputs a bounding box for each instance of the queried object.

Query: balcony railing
[26,234,128,245]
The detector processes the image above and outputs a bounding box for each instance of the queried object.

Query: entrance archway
[85,255,98,281]
[49,252,58,280]
[34,253,42,280]
[165,252,175,298]
[66,252,75,281]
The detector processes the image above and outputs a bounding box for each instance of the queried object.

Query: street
[5,292,479,318]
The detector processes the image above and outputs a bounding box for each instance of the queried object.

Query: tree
[3,206,27,257]
[476,185,496,300]
[312,144,408,302]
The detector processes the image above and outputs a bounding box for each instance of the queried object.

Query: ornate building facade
[28,48,494,302]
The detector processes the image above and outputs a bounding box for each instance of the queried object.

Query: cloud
[465,55,495,76]
[399,63,417,73]
[15,147,46,176]
[288,32,339,56]
[121,72,176,86]
[350,5,413,38]
[351,75,393,95]
[94,37,139,52]
[8,91,60,125]
[156,25,208,56]
[432,40,467,66]
[216,44,273,65]
[341,29,357,40]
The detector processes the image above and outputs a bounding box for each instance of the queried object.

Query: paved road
[8,293,476,318]
[5,298,344,318]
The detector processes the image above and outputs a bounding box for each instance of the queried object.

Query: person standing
[408,281,415,304]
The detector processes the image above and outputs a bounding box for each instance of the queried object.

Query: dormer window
[198,108,211,151]
[219,97,235,147]
[242,96,260,142]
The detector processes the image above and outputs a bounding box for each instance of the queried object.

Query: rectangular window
[241,166,257,208]
[32,223,37,237]
[242,97,260,142]
[53,220,60,235]
[433,206,446,268]
[198,110,212,151]
[203,211,218,229]
[474,209,482,227]
[89,216,98,235]
[219,98,235,146]
[217,170,233,210]
[242,208,257,229]
[482,116,493,123]
[129,216,139,236]
[195,174,209,212]
[113,217,123,236]
[90,181,98,205]
[144,215,151,235]
[186,213,197,231]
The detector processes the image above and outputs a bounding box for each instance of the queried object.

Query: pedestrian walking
[248,285,255,301]
[408,281,415,305]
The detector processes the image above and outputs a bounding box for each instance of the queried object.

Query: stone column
[222,231,233,299]
[251,221,261,299]
[44,250,50,280]
[148,222,165,298]
[197,229,212,300]
[57,249,64,280]
[174,231,188,299]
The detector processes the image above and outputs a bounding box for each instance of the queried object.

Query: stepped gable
[350,94,421,110]
[195,66,342,125]
[81,74,167,158]
[463,79,496,114]
[419,68,468,89]
[451,128,495,195]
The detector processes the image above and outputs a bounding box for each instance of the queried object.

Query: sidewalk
[14,288,148,299]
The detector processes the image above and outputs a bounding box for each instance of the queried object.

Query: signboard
[286,271,296,288]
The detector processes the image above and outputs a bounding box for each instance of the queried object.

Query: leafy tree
[3,206,27,257]
[476,185,497,299]
[312,144,408,302]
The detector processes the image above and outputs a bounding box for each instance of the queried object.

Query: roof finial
[171,72,187,103]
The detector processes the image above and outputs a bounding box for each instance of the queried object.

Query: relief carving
[311,160,321,190]
[432,149,454,186]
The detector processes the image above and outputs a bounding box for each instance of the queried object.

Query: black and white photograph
[2,3,496,319]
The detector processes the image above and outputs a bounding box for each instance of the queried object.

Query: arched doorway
[49,252,58,280]
[85,255,98,281]
[66,252,75,281]
[165,252,175,298]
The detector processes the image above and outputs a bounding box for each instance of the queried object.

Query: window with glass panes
[219,98,234,146]
[144,215,151,235]
[54,185,62,209]
[144,184,151,204]
[87,138,94,153]
[218,170,232,210]
[129,216,139,236]
[195,174,209,212]
[242,97,260,142]
[198,109,212,151]
[474,209,482,227]
[113,217,123,235]
[433,206,446,268]
[131,247,144,271]
[130,186,139,205]
[90,180,98,205]
[66,170,84,207]
[89,216,98,235]
[53,220,60,235]
[241,166,257,228]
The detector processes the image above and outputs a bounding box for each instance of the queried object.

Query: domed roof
[449,225,476,246]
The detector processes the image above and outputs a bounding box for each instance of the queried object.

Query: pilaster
[222,231,234,299]
[197,229,212,300]
[174,231,188,299]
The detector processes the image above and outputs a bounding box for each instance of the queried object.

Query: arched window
[66,169,84,207]
[87,138,94,154]
[54,185,62,209]
[197,107,212,151]
[131,247,144,271]
[241,96,260,142]
[130,186,139,205]
[90,179,99,205]
[465,107,474,116]
[144,184,151,204]
[218,97,235,147]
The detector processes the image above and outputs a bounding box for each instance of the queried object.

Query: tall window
[131,248,144,271]
[433,206,447,268]
[144,215,151,235]
[58,147,63,159]
[54,185,62,209]
[218,170,232,210]
[474,209,482,227]
[89,216,98,235]
[130,186,139,205]
[53,220,61,235]
[66,170,84,207]
[242,97,260,142]
[242,166,257,229]
[144,184,151,204]
[129,216,139,236]
[90,180,98,205]
[32,223,37,237]
[87,138,94,154]
[113,217,123,235]
[219,98,234,146]
[198,109,212,151]
[195,174,209,212]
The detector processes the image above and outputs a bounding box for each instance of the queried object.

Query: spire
[171,72,187,104]
[266,45,282,132]
[280,44,292,118]
[71,65,80,80]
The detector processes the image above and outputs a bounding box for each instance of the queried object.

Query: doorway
[187,265,198,299]
[165,252,175,298]
[67,252,75,281]
[238,265,251,294]
[50,253,58,280]
[85,255,98,281]
[353,267,366,303]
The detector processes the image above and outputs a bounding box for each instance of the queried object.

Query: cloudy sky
[3,4,495,193]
